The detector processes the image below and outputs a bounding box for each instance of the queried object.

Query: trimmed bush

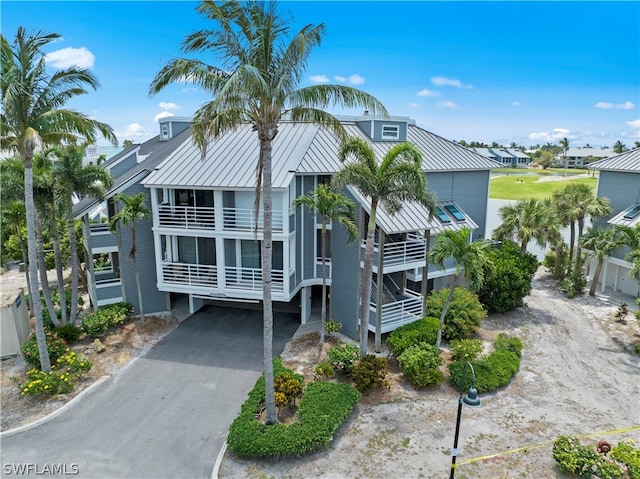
[424,287,487,341]
[15,350,92,396]
[450,338,483,362]
[54,324,82,344]
[80,302,134,337]
[326,341,359,373]
[314,361,334,380]
[21,330,68,369]
[611,441,640,479]
[348,354,389,393]
[386,316,439,357]
[324,319,342,335]
[449,334,522,393]
[227,360,361,458]
[274,372,304,407]
[397,343,444,388]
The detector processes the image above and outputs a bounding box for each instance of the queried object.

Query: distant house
[555,148,616,168]
[587,149,640,297]
[75,114,499,339]
[470,147,530,167]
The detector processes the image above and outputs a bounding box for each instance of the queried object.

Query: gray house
[556,148,616,168]
[587,149,640,297]
[75,114,498,340]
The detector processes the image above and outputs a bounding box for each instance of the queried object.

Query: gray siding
[90,230,118,249]
[372,120,407,141]
[108,152,138,179]
[355,120,373,139]
[302,176,315,281]
[295,177,303,285]
[170,120,190,138]
[115,183,167,314]
[330,189,362,340]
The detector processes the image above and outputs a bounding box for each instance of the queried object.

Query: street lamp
[449,362,481,479]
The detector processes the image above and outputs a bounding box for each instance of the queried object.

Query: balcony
[161,261,218,287]
[369,289,423,334]
[362,233,426,273]
[224,266,284,293]
[157,205,215,230]
[89,223,118,249]
[223,207,283,233]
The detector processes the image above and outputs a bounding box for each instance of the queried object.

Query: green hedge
[80,302,133,337]
[397,343,444,388]
[386,316,439,357]
[424,288,487,341]
[448,334,523,393]
[227,360,361,458]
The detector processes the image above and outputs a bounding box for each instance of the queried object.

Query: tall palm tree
[429,227,494,349]
[493,198,561,254]
[580,226,620,296]
[292,184,358,344]
[616,224,640,297]
[1,28,116,372]
[54,145,113,325]
[149,0,385,424]
[613,140,626,154]
[560,137,570,177]
[109,193,150,322]
[333,137,437,356]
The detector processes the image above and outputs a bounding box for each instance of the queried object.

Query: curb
[211,441,228,479]
[0,375,110,438]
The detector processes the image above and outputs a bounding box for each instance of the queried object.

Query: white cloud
[154,111,174,122]
[121,123,149,137]
[431,76,473,89]
[437,100,460,109]
[45,47,95,69]
[626,119,640,129]
[417,88,440,97]
[348,74,364,85]
[158,101,180,111]
[408,103,421,108]
[528,128,571,142]
[511,101,522,107]
[334,75,346,82]
[594,101,635,110]
[309,74,329,83]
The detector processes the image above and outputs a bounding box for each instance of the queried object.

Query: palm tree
[560,137,570,177]
[580,226,620,296]
[616,224,640,297]
[54,145,114,325]
[149,0,385,425]
[613,140,626,154]
[493,198,561,254]
[292,184,358,344]
[1,28,116,372]
[109,193,150,322]
[333,137,437,356]
[429,227,494,349]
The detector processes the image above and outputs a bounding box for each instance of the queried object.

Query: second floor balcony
[361,232,426,273]
[156,205,283,233]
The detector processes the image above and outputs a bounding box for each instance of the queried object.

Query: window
[623,204,640,220]
[316,229,332,258]
[160,124,169,140]
[444,204,465,222]
[381,124,399,140]
[435,206,451,223]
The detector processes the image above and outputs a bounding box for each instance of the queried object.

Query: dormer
[158,117,191,141]
[351,113,414,142]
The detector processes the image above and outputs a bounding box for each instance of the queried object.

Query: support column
[375,230,385,352]
[300,286,311,324]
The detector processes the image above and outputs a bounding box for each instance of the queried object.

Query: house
[470,147,530,167]
[555,148,616,168]
[74,114,499,340]
[587,149,640,297]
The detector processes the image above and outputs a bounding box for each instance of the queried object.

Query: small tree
[559,137,569,177]
[109,193,150,322]
[580,226,620,296]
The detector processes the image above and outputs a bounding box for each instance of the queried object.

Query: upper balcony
[156,205,283,233]
[89,223,118,250]
[361,232,426,274]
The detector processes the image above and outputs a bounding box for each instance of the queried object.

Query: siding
[108,152,138,179]
[302,176,315,281]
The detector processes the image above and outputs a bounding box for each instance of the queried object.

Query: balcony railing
[223,207,283,233]
[162,261,218,287]
[157,205,215,230]
[362,232,426,270]
[369,289,423,334]
[224,266,284,293]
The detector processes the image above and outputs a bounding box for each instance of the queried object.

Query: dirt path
[219,269,640,479]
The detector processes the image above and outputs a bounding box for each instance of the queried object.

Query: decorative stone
[93,338,106,353]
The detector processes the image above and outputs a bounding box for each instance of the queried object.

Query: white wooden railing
[222,207,283,232]
[224,266,284,293]
[161,261,218,287]
[157,205,215,229]
[369,289,423,333]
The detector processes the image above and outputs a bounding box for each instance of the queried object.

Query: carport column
[189,295,204,314]
[301,286,311,324]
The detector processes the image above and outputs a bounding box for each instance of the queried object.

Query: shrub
[477,240,538,313]
[21,330,68,369]
[611,441,640,479]
[424,287,487,341]
[54,324,82,344]
[348,354,389,393]
[543,244,569,280]
[397,343,444,388]
[80,302,134,337]
[15,350,93,396]
[450,338,483,362]
[386,316,439,357]
[326,342,359,373]
[274,372,304,407]
[227,359,361,458]
[324,319,342,335]
[634,343,640,356]
[552,435,637,479]
[495,333,523,357]
[314,361,334,380]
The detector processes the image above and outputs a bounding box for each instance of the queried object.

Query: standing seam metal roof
[587,149,640,172]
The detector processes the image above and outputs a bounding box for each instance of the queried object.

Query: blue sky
[3,1,639,148]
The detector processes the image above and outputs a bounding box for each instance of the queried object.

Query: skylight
[436,206,451,223]
[623,204,640,220]
[445,204,465,222]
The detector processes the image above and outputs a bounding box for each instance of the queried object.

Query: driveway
[0,306,300,478]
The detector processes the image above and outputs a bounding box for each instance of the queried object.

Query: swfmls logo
[3,463,79,475]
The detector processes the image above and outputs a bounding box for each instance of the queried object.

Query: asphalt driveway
[0,306,300,478]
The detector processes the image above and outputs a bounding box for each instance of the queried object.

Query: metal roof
[507,149,530,159]
[608,203,640,228]
[471,148,497,159]
[561,147,616,159]
[588,148,640,172]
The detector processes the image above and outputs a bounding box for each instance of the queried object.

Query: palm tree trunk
[520,240,528,255]
[567,221,576,274]
[260,136,276,425]
[67,213,80,325]
[589,258,604,296]
[51,226,68,324]
[576,218,585,261]
[320,221,327,345]
[131,225,145,323]
[24,155,51,373]
[436,283,455,350]
[36,213,59,327]
[359,202,378,358]
[19,235,35,314]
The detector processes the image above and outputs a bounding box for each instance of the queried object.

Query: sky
[2,1,639,149]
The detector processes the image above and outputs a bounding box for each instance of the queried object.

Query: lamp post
[449,362,481,479]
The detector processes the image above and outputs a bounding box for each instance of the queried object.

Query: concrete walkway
[0,305,300,478]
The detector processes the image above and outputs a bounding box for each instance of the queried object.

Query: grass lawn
[489,175,597,200]
[491,167,592,176]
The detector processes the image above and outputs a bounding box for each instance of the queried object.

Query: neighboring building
[83,144,124,167]
[587,149,640,297]
[470,147,530,167]
[75,115,499,340]
[555,148,616,168]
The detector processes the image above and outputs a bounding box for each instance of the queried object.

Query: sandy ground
[219,268,640,479]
